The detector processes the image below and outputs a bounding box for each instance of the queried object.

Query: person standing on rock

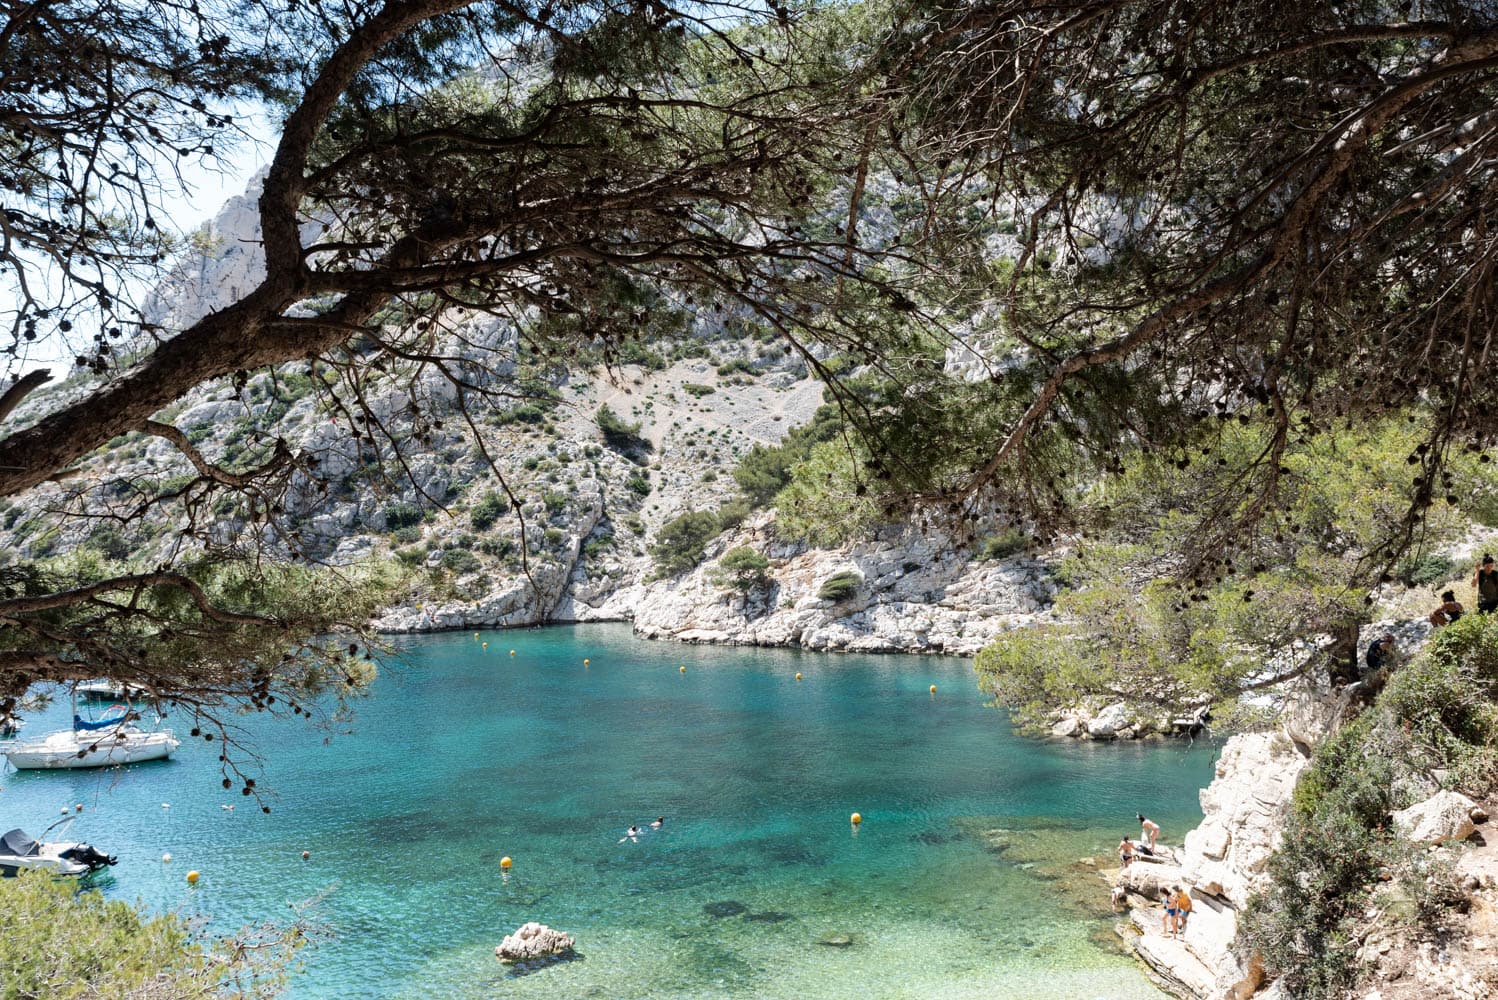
[1118,835,1136,868]
[1137,813,1160,851]
[1172,886,1192,936]
[1475,554,1498,614]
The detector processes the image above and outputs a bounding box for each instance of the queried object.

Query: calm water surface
[0,625,1216,998]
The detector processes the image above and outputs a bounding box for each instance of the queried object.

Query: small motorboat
[0,819,117,877]
[2,708,179,770]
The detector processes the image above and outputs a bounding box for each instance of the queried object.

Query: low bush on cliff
[650,510,723,578]
[1242,613,1498,999]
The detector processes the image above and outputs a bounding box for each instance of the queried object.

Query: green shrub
[470,492,507,531]
[442,548,482,575]
[713,546,771,592]
[650,510,722,577]
[543,492,568,515]
[582,529,615,560]
[596,405,650,454]
[818,570,862,602]
[1396,552,1458,587]
[543,527,566,547]
[682,382,715,397]
[478,537,514,558]
[716,498,751,530]
[86,526,132,562]
[391,525,421,544]
[502,404,544,425]
[716,358,758,377]
[975,527,1029,561]
[395,547,423,567]
[626,475,651,497]
[384,502,423,529]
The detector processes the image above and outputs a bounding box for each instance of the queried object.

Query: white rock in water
[1086,702,1132,738]
[1393,790,1478,845]
[1050,717,1081,738]
[494,922,576,963]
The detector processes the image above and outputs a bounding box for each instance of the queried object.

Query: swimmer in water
[650,816,664,829]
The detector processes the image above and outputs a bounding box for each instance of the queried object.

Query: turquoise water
[0,625,1215,998]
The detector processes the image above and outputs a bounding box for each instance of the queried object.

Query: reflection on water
[0,624,1214,998]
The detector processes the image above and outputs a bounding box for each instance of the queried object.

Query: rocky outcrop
[560,518,1053,656]
[494,922,575,963]
[1394,790,1479,845]
[1118,731,1313,999]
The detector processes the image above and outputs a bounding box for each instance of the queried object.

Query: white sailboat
[1,692,179,771]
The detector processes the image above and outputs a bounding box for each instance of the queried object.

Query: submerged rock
[494,922,576,963]
[702,900,749,918]
[816,933,855,948]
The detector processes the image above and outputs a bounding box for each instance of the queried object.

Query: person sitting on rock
[1430,590,1465,628]
[1137,813,1160,851]
[1118,836,1136,867]
[1173,886,1193,936]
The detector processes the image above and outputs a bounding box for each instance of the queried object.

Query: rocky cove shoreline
[373,516,1057,658]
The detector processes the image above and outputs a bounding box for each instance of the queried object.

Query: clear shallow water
[0,625,1215,999]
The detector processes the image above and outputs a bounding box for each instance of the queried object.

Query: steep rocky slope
[3,175,1052,656]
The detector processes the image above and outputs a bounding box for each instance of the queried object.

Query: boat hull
[3,731,179,770]
[0,854,91,877]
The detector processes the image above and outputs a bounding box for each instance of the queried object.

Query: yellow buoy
[500,856,513,870]
[510,649,515,656]
[186,870,200,885]
[474,632,479,638]
[679,665,686,673]
[482,642,488,648]
[930,685,937,694]
[795,673,802,681]
[851,813,862,825]
[583,658,590,666]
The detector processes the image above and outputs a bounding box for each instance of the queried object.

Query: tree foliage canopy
[5,0,1498,755]
[0,0,914,744]
[0,870,308,999]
